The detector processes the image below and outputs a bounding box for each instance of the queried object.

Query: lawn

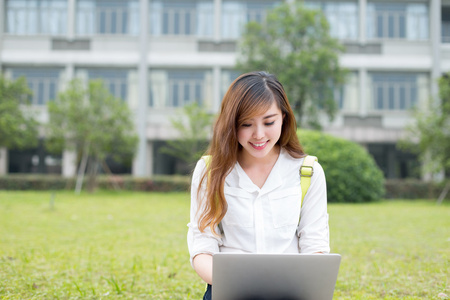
[0,191,448,299]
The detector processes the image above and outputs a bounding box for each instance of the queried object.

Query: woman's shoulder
[191,157,208,184]
[280,147,304,164]
[281,148,325,175]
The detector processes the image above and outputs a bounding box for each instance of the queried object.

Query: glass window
[76,0,139,35]
[370,73,420,111]
[221,70,241,100]
[149,69,213,108]
[9,68,62,106]
[6,0,67,35]
[150,1,213,37]
[367,2,428,40]
[305,1,358,40]
[441,7,450,43]
[221,0,279,39]
[86,69,129,101]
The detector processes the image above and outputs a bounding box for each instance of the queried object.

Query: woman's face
[237,101,283,162]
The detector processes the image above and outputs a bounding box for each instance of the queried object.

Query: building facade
[0,0,446,179]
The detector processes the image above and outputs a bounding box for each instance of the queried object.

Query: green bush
[384,179,450,200]
[298,130,385,203]
[0,174,190,192]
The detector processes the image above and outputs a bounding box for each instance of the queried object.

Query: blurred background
[0,0,445,182]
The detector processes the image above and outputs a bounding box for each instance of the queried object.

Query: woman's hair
[197,71,305,234]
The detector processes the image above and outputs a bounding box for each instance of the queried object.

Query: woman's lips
[250,141,268,150]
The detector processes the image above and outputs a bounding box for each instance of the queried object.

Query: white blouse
[187,148,330,265]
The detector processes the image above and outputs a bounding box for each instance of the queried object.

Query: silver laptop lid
[212,253,341,300]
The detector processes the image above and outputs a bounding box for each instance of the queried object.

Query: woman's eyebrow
[263,113,279,119]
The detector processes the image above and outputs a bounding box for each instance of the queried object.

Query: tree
[0,76,38,150]
[46,79,138,192]
[160,102,214,173]
[400,73,450,204]
[236,1,347,129]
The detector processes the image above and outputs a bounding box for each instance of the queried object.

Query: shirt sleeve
[187,159,223,267]
[297,161,330,254]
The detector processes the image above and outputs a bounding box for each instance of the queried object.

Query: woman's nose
[252,125,264,139]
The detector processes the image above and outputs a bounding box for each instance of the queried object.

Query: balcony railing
[77,1,139,35]
[367,4,428,40]
[6,3,67,35]
[149,70,212,108]
[149,2,213,37]
[221,3,271,39]
[372,82,417,110]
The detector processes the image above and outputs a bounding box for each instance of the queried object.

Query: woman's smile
[250,141,269,150]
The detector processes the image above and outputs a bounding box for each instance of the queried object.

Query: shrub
[298,130,385,203]
[0,174,190,192]
[384,179,449,200]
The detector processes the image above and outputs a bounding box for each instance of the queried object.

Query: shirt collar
[228,148,286,195]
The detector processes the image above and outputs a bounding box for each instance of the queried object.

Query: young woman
[187,71,330,299]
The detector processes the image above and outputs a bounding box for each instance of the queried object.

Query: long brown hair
[197,71,305,234]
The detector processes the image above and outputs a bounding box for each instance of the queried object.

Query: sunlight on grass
[0,191,448,299]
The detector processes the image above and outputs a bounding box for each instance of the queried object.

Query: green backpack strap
[202,155,212,168]
[300,155,318,208]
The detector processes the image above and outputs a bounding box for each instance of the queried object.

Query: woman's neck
[238,145,281,169]
[237,145,281,189]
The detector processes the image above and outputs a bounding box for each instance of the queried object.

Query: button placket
[254,192,265,252]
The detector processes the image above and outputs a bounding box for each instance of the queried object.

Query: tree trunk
[101,159,121,191]
[437,181,450,205]
[75,142,90,195]
[87,157,99,193]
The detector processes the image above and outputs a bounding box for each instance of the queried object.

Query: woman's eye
[242,124,252,127]
[265,121,275,126]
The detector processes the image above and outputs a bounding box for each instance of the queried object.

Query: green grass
[0,191,448,299]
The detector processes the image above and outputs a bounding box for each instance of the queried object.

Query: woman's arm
[187,159,222,284]
[193,253,213,285]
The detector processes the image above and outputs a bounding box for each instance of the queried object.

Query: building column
[422,0,442,182]
[431,0,441,100]
[62,149,77,177]
[61,64,77,177]
[65,63,74,88]
[359,68,368,117]
[67,0,76,40]
[133,0,149,177]
[214,0,222,42]
[359,0,367,44]
[0,0,4,72]
[0,147,7,175]
[213,66,221,113]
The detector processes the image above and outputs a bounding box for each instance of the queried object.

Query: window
[221,0,279,39]
[367,2,428,40]
[442,6,450,43]
[149,70,213,108]
[9,68,61,106]
[221,70,241,100]
[86,69,129,101]
[370,73,422,111]
[76,0,139,35]
[150,1,213,37]
[305,1,358,40]
[6,0,67,35]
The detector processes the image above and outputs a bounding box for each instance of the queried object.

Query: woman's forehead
[241,102,281,121]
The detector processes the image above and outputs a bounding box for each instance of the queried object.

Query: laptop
[212,253,341,300]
